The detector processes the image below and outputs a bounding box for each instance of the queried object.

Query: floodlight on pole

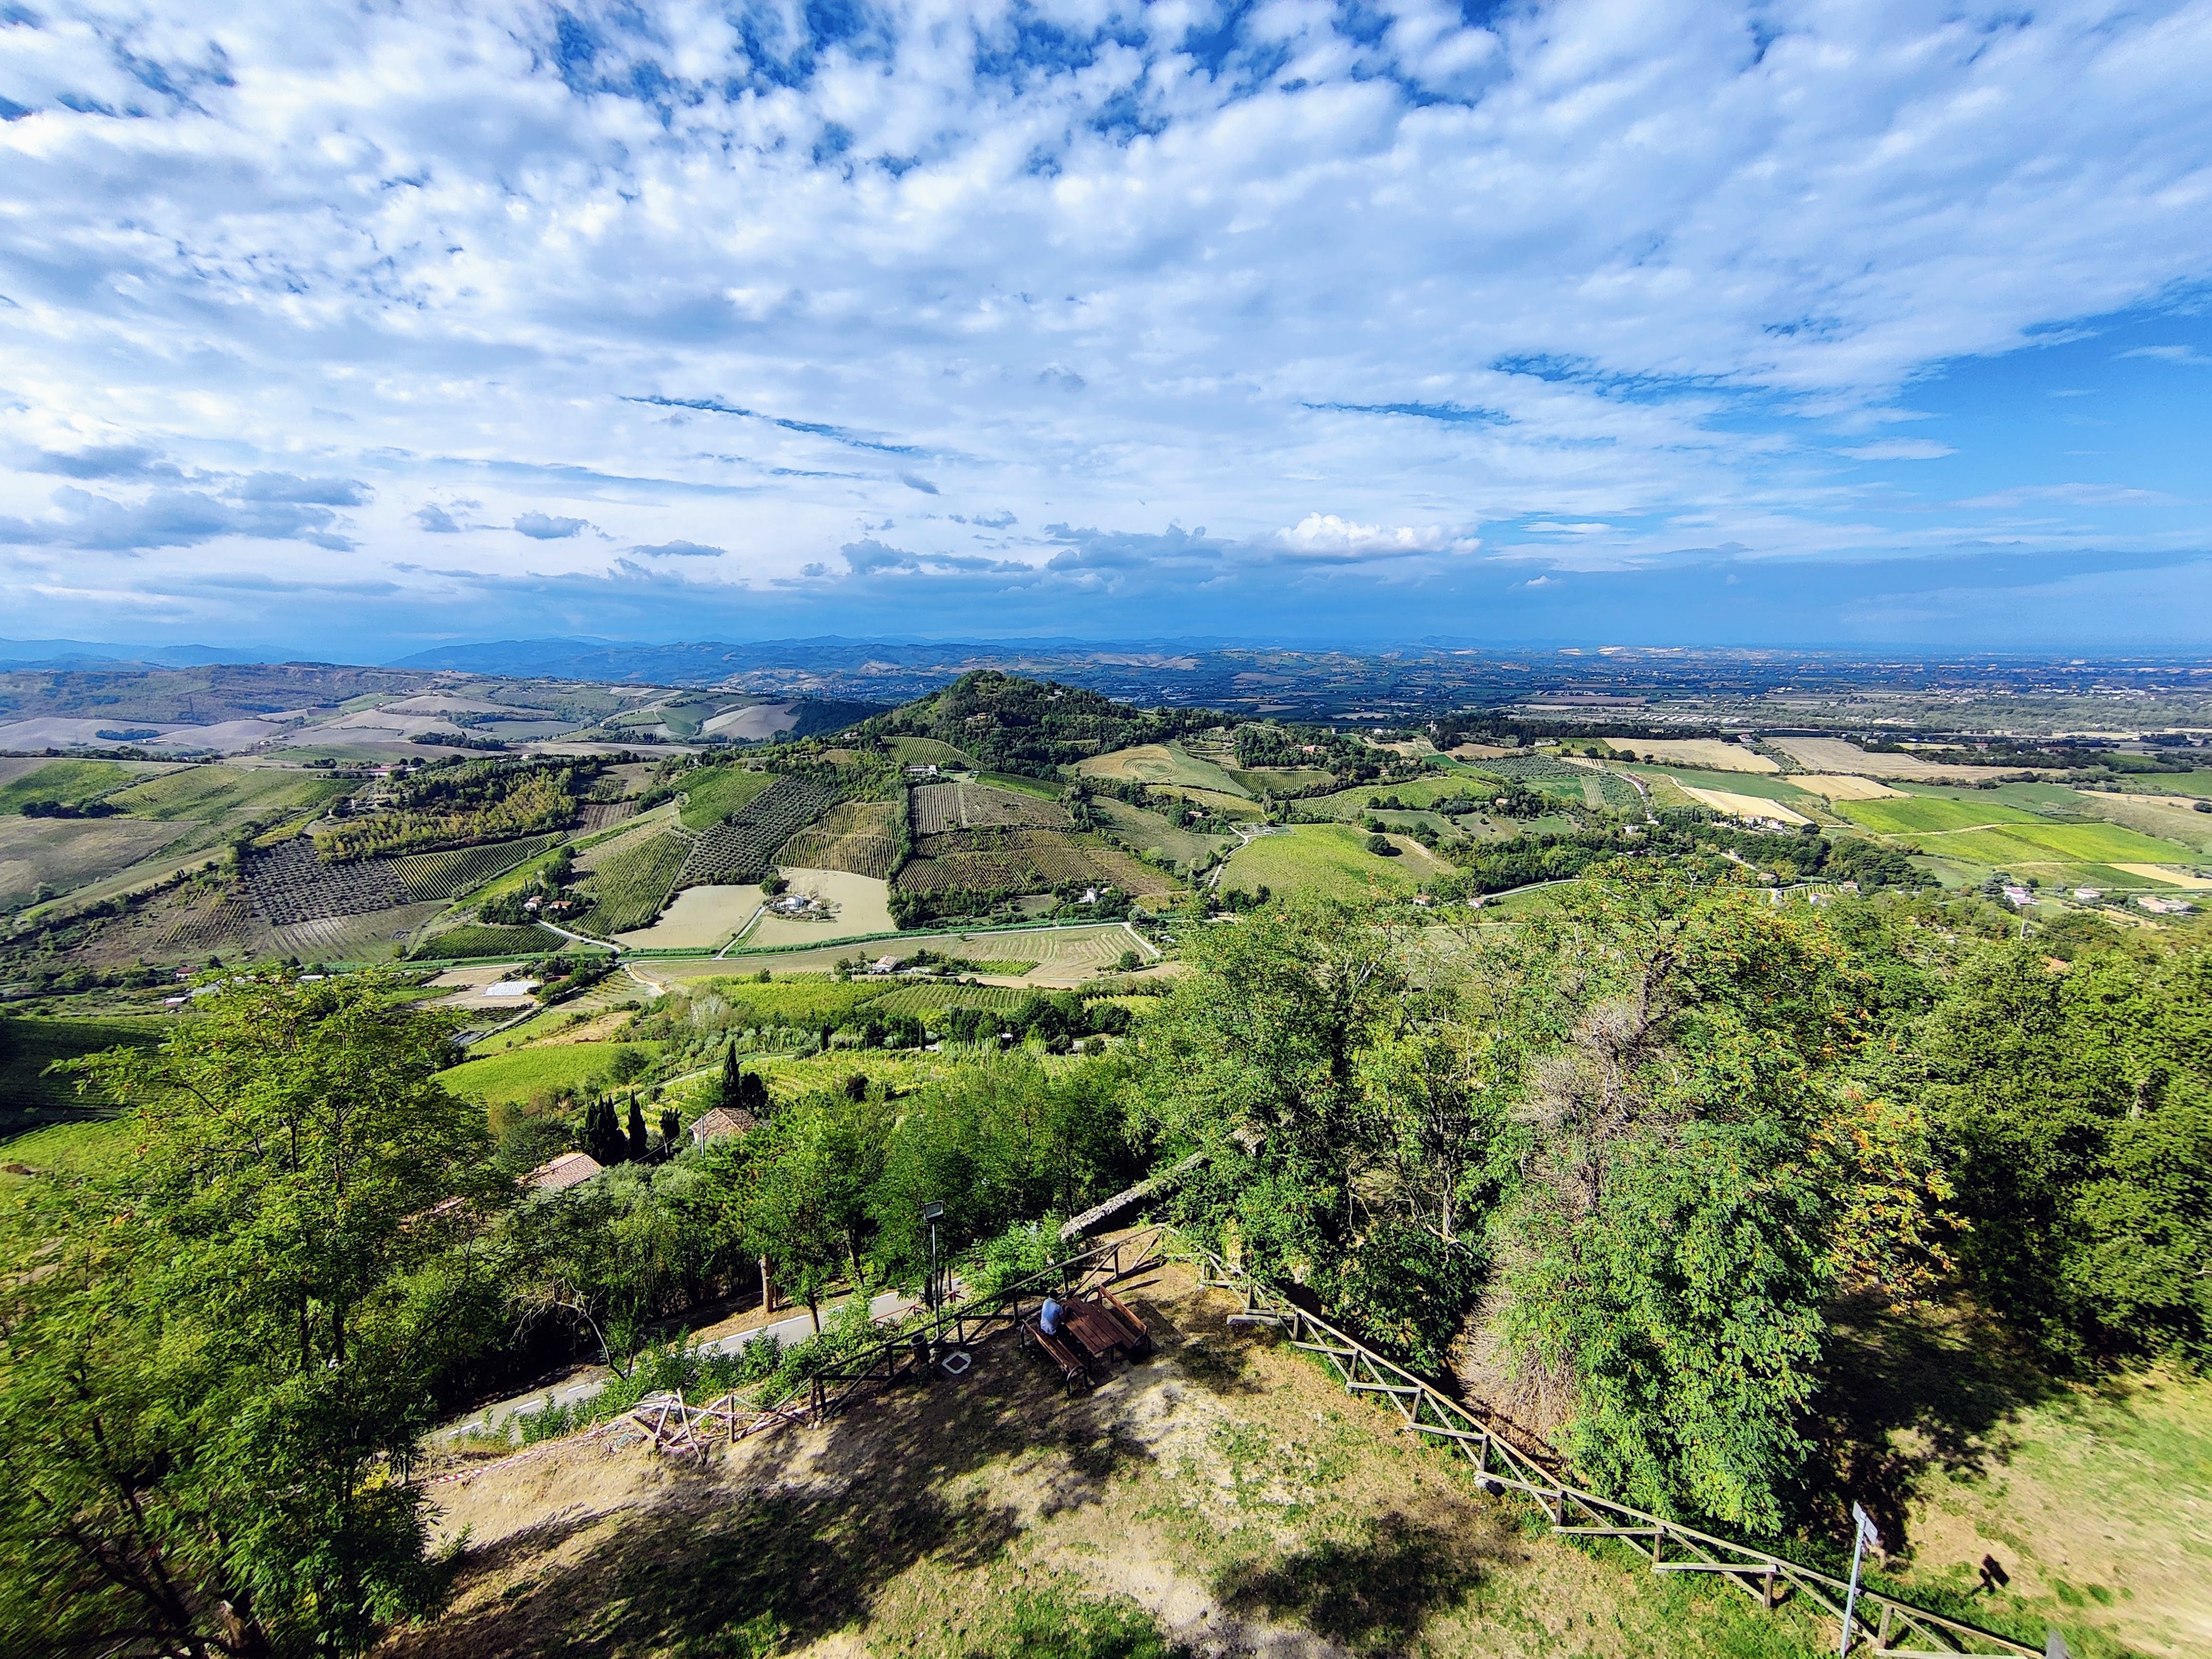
[921,1201,945,1312]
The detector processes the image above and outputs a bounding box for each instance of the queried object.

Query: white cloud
[0,0,2210,646]
[1276,515,1479,558]
[1839,439,1957,461]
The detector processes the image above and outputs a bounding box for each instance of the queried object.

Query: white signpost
[1839,1502,1881,1656]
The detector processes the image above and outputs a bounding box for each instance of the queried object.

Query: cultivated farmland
[743,870,898,946]
[894,828,1174,900]
[776,798,902,877]
[676,776,838,887]
[1598,737,1779,772]
[0,758,172,814]
[437,1039,663,1108]
[911,781,1070,834]
[0,818,187,908]
[572,830,688,934]
[274,902,444,962]
[1679,786,1813,826]
[389,835,566,901]
[242,838,409,925]
[414,922,565,960]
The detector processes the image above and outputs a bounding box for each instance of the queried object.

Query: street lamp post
[921,1201,945,1313]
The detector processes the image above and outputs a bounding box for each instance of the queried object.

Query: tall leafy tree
[0,977,502,1658]
[1136,895,1405,1276]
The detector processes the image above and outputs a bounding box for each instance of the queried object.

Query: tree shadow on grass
[1213,1507,1502,1651]
[1806,1294,2071,1559]
[389,1335,1162,1659]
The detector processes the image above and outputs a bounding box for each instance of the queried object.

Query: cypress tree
[720,1043,743,1110]
[626,1092,648,1161]
[660,1106,681,1150]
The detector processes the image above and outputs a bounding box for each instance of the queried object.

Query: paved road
[437,1286,921,1440]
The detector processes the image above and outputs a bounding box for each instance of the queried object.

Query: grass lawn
[438,1039,662,1107]
[1219,823,1419,899]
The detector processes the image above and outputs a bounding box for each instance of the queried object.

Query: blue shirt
[1040,1297,1064,1335]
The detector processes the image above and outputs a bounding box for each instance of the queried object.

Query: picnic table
[1025,1290,1154,1387]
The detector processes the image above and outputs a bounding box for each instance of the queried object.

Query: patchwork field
[743,869,899,947]
[388,835,566,901]
[614,884,762,950]
[1089,796,1233,869]
[884,735,970,768]
[415,922,568,961]
[1217,823,1420,899]
[678,777,838,887]
[0,1015,168,1128]
[1079,742,1248,796]
[774,798,902,877]
[0,817,186,906]
[1598,737,1779,772]
[2112,864,2212,889]
[1224,765,1336,794]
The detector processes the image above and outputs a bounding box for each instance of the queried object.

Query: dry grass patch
[394,1258,1833,1659]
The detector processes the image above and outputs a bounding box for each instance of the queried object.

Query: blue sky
[3,0,2212,659]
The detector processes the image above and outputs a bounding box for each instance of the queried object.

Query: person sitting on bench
[1039,1294,1065,1336]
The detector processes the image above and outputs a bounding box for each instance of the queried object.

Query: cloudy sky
[3,0,2212,659]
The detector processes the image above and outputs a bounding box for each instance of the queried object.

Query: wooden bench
[1097,1289,1154,1357]
[1022,1319,1090,1386]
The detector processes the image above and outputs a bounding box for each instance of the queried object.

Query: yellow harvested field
[615,884,762,949]
[2111,864,2212,890]
[1792,774,1905,801]
[1601,737,1779,773]
[1680,786,1812,826]
[742,869,898,946]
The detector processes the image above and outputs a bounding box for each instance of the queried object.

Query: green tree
[0,977,502,1658]
[1497,869,1885,1531]
[1136,895,1405,1277]
[1916,940,2212,1357]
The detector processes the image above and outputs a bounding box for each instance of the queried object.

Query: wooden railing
[611,1227,1170,1456]
[1166,1232,2040,1659]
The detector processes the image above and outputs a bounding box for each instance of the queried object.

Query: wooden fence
[1166,1232,2041,1659]
[604,1227,1168,1457]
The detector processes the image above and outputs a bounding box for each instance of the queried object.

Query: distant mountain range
[0,638,265,669]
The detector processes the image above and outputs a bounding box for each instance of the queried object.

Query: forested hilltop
[2,859,2206,1657]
